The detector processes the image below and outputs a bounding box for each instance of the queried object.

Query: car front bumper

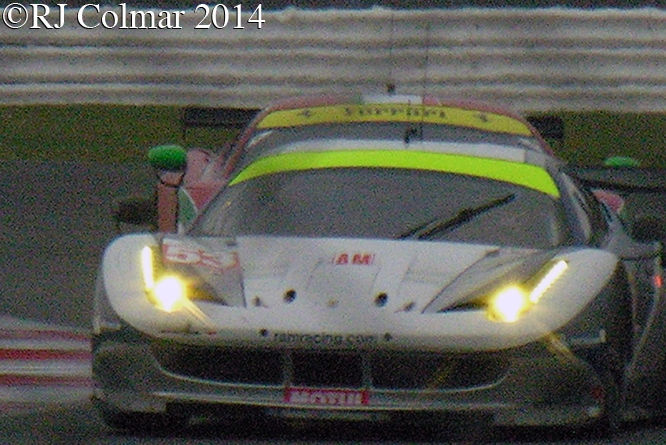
[92,324,606,428]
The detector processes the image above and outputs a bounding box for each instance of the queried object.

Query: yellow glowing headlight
[487,286,529,323]
[140,246,210,324]
[529,260,568,304]
[152,275,187,313]
[141,246,188,313]
[141,246,155,290]
[486,259,569,323]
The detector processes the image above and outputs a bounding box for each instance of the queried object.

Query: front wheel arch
[562,265,633,379]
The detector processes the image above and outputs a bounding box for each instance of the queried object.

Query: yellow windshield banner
[256,104,533,136]
[229,150,560,197]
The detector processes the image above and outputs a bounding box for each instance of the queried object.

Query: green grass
[0,105,237,163]
[2,105,665,167]
[553,112,666,167]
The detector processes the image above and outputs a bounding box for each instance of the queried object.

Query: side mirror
[114,196,157,230]
[148,144,187,233]
[632,216,666,243]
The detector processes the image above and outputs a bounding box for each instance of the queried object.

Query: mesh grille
[152,344,283,385]
[152,343,508,390]
[291,351,364,388]
[370,352,508,389]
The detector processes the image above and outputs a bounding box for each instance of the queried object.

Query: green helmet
[148,144,187,171]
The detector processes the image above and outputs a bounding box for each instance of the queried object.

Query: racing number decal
[162,240,238,273]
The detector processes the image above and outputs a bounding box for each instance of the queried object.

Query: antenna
[386,11,396,95]
[422,21,431,98]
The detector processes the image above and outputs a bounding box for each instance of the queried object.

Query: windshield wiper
[404,125,420,144]
[394,194,516,240]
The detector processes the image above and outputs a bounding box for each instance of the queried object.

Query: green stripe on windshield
[229,150,560,197]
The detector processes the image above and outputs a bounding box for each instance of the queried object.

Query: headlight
[141,246,156,290]
[142,245,187,312]
[486,259,568,323]
[487,286,529,323]
[140,246,210,323]
[152,275,187,313]
[528,259,568,304]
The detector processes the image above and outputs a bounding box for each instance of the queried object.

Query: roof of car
[247,93,545,141]
[226,94,561,195]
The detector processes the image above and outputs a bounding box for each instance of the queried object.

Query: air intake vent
[152,344,283,385]
[291,351,364,388]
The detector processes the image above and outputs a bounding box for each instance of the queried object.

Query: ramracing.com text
[273,332,377,347]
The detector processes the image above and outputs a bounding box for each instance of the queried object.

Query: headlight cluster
[141,246,208,322]
[151,276,187,313]
[486,259,568,323]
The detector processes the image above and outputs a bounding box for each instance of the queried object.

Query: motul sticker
[285,387,369,406]
[162,240,238,273]
[333,252,375,266]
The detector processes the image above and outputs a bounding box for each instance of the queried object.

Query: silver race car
[93,94,666,435]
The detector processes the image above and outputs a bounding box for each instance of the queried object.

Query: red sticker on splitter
[285,387,369,406]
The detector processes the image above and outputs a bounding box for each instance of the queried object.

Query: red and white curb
[0,317,91,411]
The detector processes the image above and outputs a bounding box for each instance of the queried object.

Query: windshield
[191,167,569,249]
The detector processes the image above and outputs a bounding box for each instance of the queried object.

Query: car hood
[157,235,555,313]
[101,233,618,351]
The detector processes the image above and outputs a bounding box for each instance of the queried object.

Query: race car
[93,94,666,435]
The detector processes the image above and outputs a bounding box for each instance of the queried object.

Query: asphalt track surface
[0,161,154,328]
[3,399,666,445]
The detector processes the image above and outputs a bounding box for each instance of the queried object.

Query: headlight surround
[486,259,568,323]
[140,246,210,322]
